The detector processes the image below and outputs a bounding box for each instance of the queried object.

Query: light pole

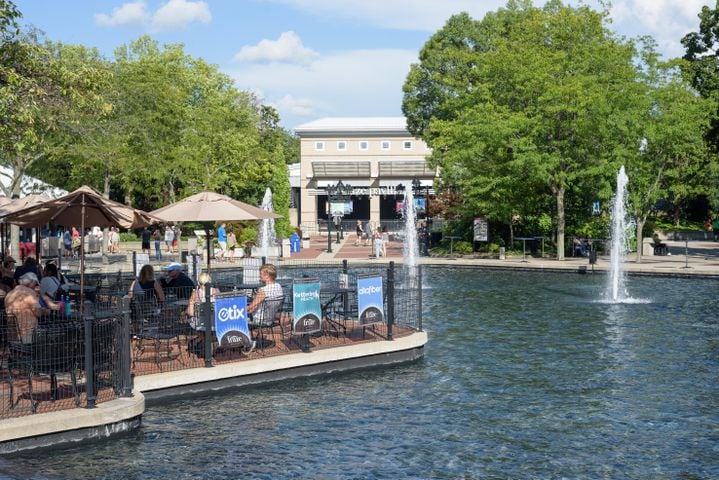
[326,180,350,251]
[412,178,431,256]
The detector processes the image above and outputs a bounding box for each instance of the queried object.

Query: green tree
[403,1,641,259]
[626,48,714,261]
[681,2,719,212]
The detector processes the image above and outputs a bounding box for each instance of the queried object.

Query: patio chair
[248,296,285,353]
[131,296,182,371]
[7,322,81,412]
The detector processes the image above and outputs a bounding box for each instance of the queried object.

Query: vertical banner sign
[473,217,489,242]
[214,295,251,348]
[357,274,384,326]
[293,278,322,334]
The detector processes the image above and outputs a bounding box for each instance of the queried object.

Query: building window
[337,141,347,151]
[403,141,413,150]
[359,141,369,151]
[315,141,325,151]
[381,140,391,150]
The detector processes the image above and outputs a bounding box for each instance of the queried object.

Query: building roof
[294,117,409,136]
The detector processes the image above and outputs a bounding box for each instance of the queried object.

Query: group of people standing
[141,225,178,260]
[61,226,121,257]
[354,220,388,257]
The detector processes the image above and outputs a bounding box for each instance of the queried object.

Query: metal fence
[0,260,423,418]
[128,260,423,375]
[0,303,131,420]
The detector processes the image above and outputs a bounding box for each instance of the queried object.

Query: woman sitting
[129,264,165,303]
[186,273,219,330]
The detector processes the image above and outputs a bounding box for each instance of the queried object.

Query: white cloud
[609,0,705,58]
[96,0,211,31]
[274,94,316,116]
[94,1,149,27]
[266,0,702,60]
[266,0,504,31]
[227,48,417,128]
[234,31,319,65]
[152,0,211,31]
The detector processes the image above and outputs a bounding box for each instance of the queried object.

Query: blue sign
[290,232,300,253]
[292,279,322,334]
[214,295,251,348]
[357,275,384,326]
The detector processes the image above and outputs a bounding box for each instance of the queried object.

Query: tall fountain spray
[403,186,419,283]
[607,166,632,302]
[258,188,276,258]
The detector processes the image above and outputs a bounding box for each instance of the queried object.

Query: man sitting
[247,264,284,325]
[160,262,195,299]
[5,272,58,343]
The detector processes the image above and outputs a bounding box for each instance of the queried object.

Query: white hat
[19,272,39,285]
[166,262,183,272]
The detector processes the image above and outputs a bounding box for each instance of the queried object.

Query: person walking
[217,223,227,261]
[354,220,364,246]
[153,228,163,260]
[165,225,174,254]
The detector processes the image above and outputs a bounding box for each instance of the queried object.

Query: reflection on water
[0,268,717,479]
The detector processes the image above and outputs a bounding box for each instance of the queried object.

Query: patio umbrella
[0,193,51,258]
[149,191,281,272]
[0,185,159,309]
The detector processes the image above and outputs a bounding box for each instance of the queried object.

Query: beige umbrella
[0,186,160,309]
[149,191,281,271]
[0,193,51,258]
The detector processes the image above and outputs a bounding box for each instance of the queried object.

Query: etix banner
[214,295,251,348]
[357,274,384,326]
[292,279,322,334]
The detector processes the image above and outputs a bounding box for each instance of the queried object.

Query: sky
[12,0,708,131]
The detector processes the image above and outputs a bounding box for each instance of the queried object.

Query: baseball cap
[166,262,183,272]
[19,272,39,284]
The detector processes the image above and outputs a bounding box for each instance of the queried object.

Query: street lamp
[412,178,431,256]
[326,180,351,252]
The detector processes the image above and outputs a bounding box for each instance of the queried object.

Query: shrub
[120,232,139,242]
[453,241,473,254]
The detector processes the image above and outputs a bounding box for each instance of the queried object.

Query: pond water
[1,267,717,479]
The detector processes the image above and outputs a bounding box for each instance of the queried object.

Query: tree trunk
[555,186,565,260]
[635,218,645,263]
[509,216,514,248]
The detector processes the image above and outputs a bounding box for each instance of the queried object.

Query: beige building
[294,117,435,232]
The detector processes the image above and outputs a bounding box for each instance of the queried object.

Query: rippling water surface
[1,268,717,479]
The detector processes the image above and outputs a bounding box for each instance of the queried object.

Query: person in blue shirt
[217,223,227,261]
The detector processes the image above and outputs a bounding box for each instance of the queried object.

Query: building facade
[294,117,435,232]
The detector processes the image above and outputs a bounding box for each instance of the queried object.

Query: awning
[316,180,373,188]
[377,160,435,177]
[311,161,371,178]
[378,179,433,188]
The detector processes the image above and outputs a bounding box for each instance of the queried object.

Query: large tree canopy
[402,0,709,259]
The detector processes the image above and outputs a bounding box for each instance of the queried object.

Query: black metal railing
[0,302,131,420]
[0,260,423,418]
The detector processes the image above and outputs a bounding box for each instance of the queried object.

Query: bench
[653,244,669,256]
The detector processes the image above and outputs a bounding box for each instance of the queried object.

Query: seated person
[13,256,41,284]
[160,262,195,299]
[5,272,58,343]
[129,264,165,303]
[39,262,65,305]
[0,256,16,292]
[652,234,668,254]
[186,272,219,330]
[247,264,284,325]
